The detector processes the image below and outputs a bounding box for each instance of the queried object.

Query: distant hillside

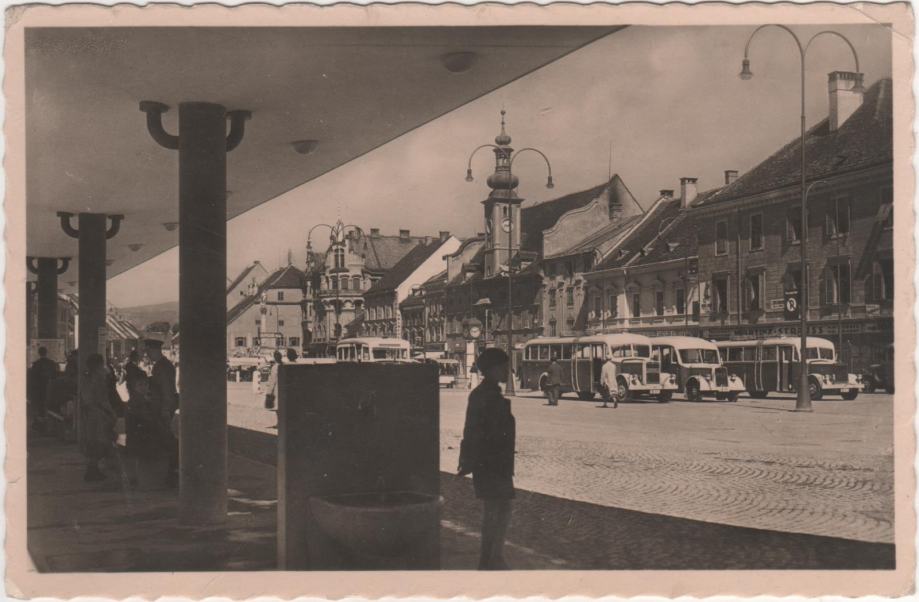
[116,301,179,331]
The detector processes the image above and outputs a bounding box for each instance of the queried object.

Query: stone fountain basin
[309,491,442,557]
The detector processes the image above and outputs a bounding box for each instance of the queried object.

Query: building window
[277,291,285,301]
[352,275,361,290]
[252,337,260,347]
[824,263,851,305]
[566,288,574,307]
[277,336,286,346]
[655,291,664,316]
[675,288,685,315]
[826,197,851,238]
[341,277,349,291]
[743,271,765,312]
[607,292,618,319]
[331,276,339,291]
[234,337,246,347]
[786,207,802,243]
[385,306,392,319]
[712,275,729,314]
[631,293,641,318]
[749,214,764,251]
[592,294,601,317]
[278,319,285,327]
[334,247,345,269]
[549,289,556,309]
[289,337,300,347]
[255,319,261,326]
[715,220,728,255]
[870,259,894,301]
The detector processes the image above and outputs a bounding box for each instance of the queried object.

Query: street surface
[227,382,893,544]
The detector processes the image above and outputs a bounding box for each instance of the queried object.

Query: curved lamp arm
[57,212,79,239]
[804,31,862,88]
[465,144,500,182]
[139,101,179,150]
[57,257,71,275]
[106,214,124,239]
[226,110,252,152]
[510,147,555,189]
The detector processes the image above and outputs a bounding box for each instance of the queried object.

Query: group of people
[542,354,621,408]
[27,338,179,486]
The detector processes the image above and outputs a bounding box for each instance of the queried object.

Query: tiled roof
[226,265,306,325]
[701,78,892,205]
[545,213,642,259]
[357,233,430,273]
[365,239,444,296]
[597,198,681,269]
[520,175,637,254]
[631,210,700,267]
[226,262,259,294]
[400,294,425,310]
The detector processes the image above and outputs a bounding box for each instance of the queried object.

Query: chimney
[828,71,864,132]
[439,230,450,241]
[659,189,674,199]
[399,229,410,240]
[423,236,433,245]
[679,177,698,209]
[370,228,380,238]
[724,170,738,185]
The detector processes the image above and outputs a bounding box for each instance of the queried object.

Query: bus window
[650,347,660,362]
[742,347,756,362]
[549,344,561,360]
[611,346,624,358]
[806,347,835,360]
[763,346,778,361]
[780,346,794,362]
[361,345,370,361]
[576,344,591,359]
[659,346,673,368]
[560,344,572,360]
[593,344,606,359]
[634,345,650,358]
[536,345,546,360]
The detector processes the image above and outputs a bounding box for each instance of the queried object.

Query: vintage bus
[521,334,678,402]
[651,336,745,402]
[335,337,412,362]
[716,337,863,400]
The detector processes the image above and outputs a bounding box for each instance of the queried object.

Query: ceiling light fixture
[128,243,144,252]
[441,51,477,73]
[291,139,320,155]
[163,221,178,231]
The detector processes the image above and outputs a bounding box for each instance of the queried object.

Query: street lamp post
[465,111,554,395]
[739,25,863,412]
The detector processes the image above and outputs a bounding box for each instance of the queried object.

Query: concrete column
[58,212,122,443]
[140,100,250,525]
[27,257,71,339]
[179,102,229,524]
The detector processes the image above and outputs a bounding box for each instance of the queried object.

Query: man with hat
[144,334,179,488]
[458,347,516,570]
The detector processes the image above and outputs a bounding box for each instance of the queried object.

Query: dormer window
[334,246,345,269]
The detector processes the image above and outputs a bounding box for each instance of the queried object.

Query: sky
[107,24,892,308]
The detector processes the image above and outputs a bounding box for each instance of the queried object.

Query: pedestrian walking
[145,337,179,488]
[458,348,516,570]
[286,347,299,363]
[264,350,282,409]
[28,346,59,432]
[122,350,151,484]
[80,353,117,482]
[545,354,562,406]
[600,356,619,409]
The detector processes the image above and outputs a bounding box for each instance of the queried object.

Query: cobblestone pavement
[228,384,894,545]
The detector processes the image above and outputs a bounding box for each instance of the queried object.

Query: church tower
[481,110,523,279]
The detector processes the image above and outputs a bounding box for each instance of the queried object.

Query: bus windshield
[373,347,406,360]
[632,345,650,358]
[805,347,835,360]
[679,348,720,364]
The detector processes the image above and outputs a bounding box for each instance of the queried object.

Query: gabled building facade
[226,264,308,356]
[690,73,892,371]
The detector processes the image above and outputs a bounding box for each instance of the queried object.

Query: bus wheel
[538,374,548,392]
[842,390,859,400]
[657,391,672,403]
[808,378,823,401]
[686,380,702,402]
[862,378,876,394]
[617,379,633,403]
[577,390,595,401]
[726,392,739,403]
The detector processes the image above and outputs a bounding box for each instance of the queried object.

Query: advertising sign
[783,289,800,321]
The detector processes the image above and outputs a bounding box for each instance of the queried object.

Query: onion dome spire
[494,109,512,146]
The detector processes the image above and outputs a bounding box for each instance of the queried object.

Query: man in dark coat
[545,354,562,406]
[458,348,516,570]
[145,338,179,488]
[28,346,59,432]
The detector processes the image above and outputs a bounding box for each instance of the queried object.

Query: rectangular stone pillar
[77,214,107,441]
[178,102,228,524]
[36,258,60,339]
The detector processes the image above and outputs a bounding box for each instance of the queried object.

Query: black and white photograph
[7,2,915,597]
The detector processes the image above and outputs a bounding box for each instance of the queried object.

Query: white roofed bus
[651,336,745,402]
[521,333,678,403]
[335,337,412,363]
